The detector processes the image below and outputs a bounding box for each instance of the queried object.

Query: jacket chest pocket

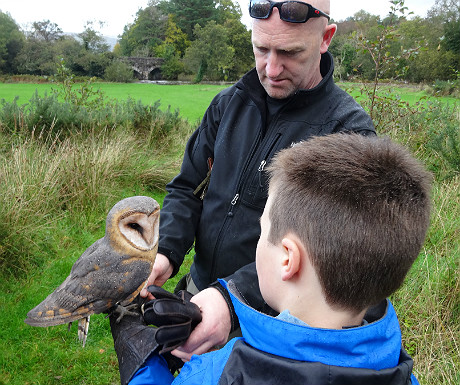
[242,133,282,209]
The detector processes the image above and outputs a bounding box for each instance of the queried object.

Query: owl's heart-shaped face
[119,211,159,250]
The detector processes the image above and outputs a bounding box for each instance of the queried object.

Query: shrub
[0,90,189,146]
[0,91,108,137]
[104,61,134,83]
[0,75,196,275]
[429,79,460,97]
[424,103,460,178]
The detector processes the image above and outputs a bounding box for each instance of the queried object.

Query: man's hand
[140,253,174,299]
[171,287,231,361]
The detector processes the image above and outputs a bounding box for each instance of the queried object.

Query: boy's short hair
[267,134,432,312]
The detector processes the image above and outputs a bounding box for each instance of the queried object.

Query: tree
[426,0,460,57]
[352,1,418,82]
[161,0,218,40]
[15,24,64,76]
[154,15,190,79]
[163,15,190,57]
[78,21,109,53]
[397,17,436,82]
[0,11,24,74]
[333,10,384,80]
[443,18,460,55]
[15,38,54,75]
[329,35,356,81]
[155,43,184,79]
[352,10,380,27]
[224,18,253,79]
[427,0,459,23]
[434,0,460,66]
[118,4,168,57]
[351,0,424,128]
[72,51,112,78]
[214,0,243,24]
[183,21,234,82]
[113,42,123,57]
[406,0,460,81]
[30,20,63,42]
[16,19,81,76]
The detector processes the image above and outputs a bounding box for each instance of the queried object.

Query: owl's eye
[128,222,143,234]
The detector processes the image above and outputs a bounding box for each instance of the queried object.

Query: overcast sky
[0,0,436,37]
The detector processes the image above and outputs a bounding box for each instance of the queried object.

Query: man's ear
[320,23,337,54]
[280,237,302,281]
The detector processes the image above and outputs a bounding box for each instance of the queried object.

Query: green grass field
[1,81,457,124]
[0,82,229,124]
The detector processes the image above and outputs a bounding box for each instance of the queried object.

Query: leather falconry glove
[110,285,202,385]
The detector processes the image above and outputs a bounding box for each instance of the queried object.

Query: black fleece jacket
[158,52,376,294]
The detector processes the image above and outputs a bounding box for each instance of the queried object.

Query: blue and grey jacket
[130,279,419,385]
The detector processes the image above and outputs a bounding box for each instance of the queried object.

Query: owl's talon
[113,303,140,323]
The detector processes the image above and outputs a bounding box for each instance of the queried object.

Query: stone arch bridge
[121,57,165,80]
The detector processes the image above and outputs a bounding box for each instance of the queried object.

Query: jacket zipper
[209,134,282,282]
[209,103,290,282]
[228,193,239,217]
[208,129,263,282]
[257,132,281,188]
[258,160,266,188]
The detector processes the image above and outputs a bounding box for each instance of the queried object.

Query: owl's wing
[25,239,152,327]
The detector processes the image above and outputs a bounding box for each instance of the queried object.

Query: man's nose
[266,51,283,79]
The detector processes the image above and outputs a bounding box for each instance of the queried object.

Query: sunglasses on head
[249,0,330,23]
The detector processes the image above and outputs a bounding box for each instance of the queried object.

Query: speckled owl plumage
[25,196,160,346]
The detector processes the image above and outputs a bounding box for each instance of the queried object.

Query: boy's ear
[280,237,302,281]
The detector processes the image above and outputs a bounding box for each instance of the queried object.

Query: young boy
[124,133,432,385]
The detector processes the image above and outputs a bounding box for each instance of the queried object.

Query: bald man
[140,0,376,363]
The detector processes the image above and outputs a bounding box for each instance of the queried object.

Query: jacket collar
[220,279,403,371]
[239,51,335,99]
[237,51,336,120]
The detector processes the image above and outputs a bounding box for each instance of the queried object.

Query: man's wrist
[209,280,240,333]
[157,247,181,278]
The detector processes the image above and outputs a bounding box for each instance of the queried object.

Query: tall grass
[380,99,460,384]
[393,176,460,384]
[0,82,458,384]
[0,93,193,276]
[0,131,65,273]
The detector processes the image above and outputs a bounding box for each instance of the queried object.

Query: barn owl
[25,196,160,347]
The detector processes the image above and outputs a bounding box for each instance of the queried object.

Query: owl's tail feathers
[25,304,77,327]
[25,302,91,346]
[24,299,91,327]
[78,316,90,347]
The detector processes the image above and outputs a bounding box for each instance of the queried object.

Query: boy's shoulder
[175,281,419,385]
